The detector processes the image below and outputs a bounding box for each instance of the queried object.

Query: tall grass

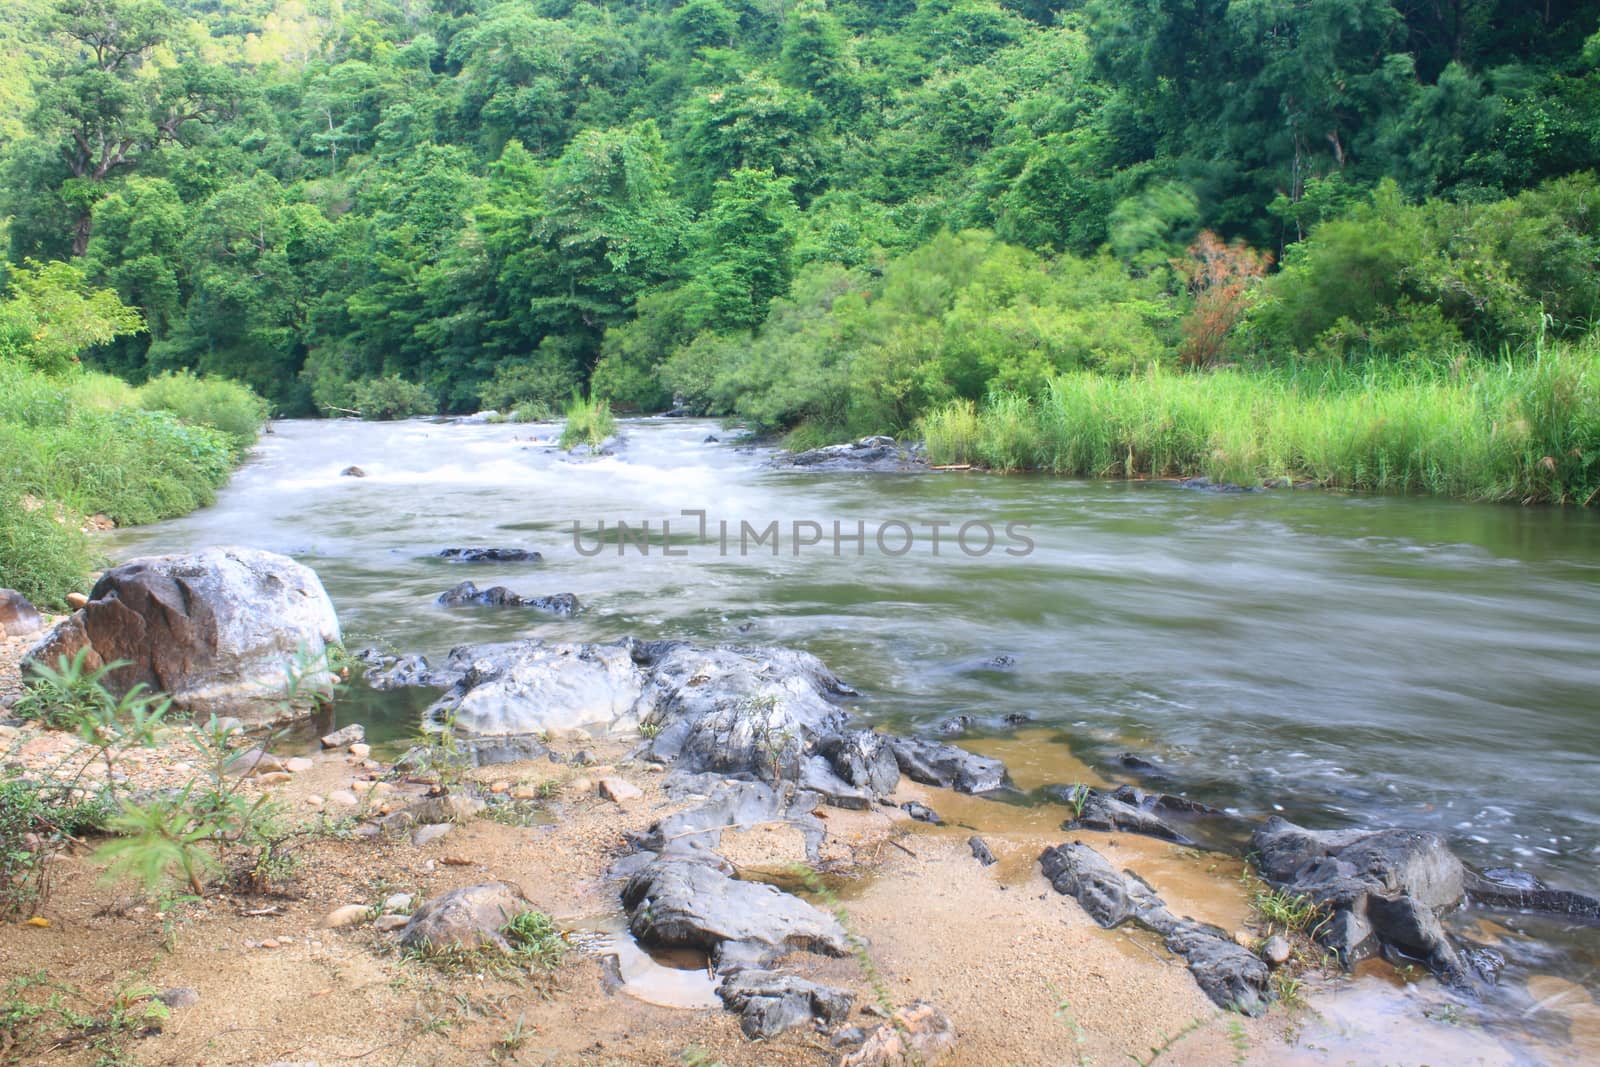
[558,393,616,450]
[0,364,266,605]
[919,340,1600,505]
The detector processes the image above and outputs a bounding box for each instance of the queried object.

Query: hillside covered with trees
[1,0,1597,499]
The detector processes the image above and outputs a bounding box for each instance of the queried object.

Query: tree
[1173,231,1271,367]
[0,258,144,372]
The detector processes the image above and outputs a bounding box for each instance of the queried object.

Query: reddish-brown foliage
[1174,231,1273,368]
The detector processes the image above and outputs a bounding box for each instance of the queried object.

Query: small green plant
[1065,783,1093,820]
[1251,887,1329,938]
[1270,971,1307,1011]
[0,972,167,1065]
[1051,990,1095,1067]
[638,720,663,740]
[13,648,130,730]
[503,910,566,970]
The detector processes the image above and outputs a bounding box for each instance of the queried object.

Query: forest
[1,0,1598,502]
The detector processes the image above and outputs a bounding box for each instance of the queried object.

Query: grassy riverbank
[0,364,266,605]
[920,340,1600,505]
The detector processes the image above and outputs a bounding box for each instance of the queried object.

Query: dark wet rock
[1117,752,1168,777]
[436,547,543,564]
[968,836,997,867]
[0,589,44,637]
[397,882,533,954]
[902,801,942,825]
[1040,841,1270,1014]
[936,715,975,737]
[25,547,340,724]
[999,712,1031,726]
[1466,868,1600,918]
[814,730,901,796]
[436,581,579,616]
[1177,476,1253,493]
[980,654,1016,670]
[839,1001,958,1067]
[777,436,927,473]
[339,466,366,478]
[1251,817,1488,985]
[717,970,854,1039]
[703,435,719,443]
[889,738,1007,794]
[622,857,848,959]
[1048,784,1193,844]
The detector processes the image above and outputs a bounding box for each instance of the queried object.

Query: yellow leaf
[26,917,50,927]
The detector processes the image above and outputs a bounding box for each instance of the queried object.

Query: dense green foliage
[0,0,1596,499]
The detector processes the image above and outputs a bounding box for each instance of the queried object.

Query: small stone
[348,743,371,759]
[568,777,592,794]
[373,914,410,932]
[360,759,381,771]
[306,795,326,810]
[489,780,510,794]
[598,778,642,803]
[510,784,541,800]
[156,987,199,1010]
[1262,935,1292,967]
[317,905,369,929]
[255,772,293,786]
[321,724,364,749]
[65,592,90,610]
[285,757,314,773]
[328,790,359,806]
[225,748,286,778]
[383,893,414,912]
[258,938,281,949]
[0,589,45,637]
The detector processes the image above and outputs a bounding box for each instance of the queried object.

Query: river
[107,415,1600,1047]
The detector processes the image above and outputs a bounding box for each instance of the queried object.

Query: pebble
[65,592,89,609]
[285,757,314,773]
[412,823,454,847]
[157,987,199,1010]
[373,914,410,932]
[321,724,364,748]
[306,795,326,810]
[328,790,359,806]
[569,777,593,794]
[258,938,281,949]
[510,784,541,800]
[255,771,293,786]
[348,743,371,759]
[1262,935,1292,967]
[383,893,414,912]
[317,905,370,929]
[489,780,510,794]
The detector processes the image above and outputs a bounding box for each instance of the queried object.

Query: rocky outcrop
[436,547,543,563]
[397,881,534,955]
[1040,841,1271,1014]
[1250,818,1501,985]
[1047,784,1226,845]
[776,436,928,473]
[428,640,647,736]
[24,548,340,723]
[1466,867,1600,918]
[436,581,579,616]
[0,589,44,637]
[888,738,1008,794]
[717,970,854,1039]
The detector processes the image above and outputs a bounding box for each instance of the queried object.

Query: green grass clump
[919,339,1600,505]
[137,370,268,452]
[0,488,92,607]
[558,393,616,450]
[502,910,565,970]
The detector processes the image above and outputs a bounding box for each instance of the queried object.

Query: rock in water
[888,738,1008,794]
[24,548,339,724]
[1250,817,1490,985]
[436,547,543,563]
[436,581,579,616]
[339,466,366,477]
[0,589,45,637]
[398,882,534,954]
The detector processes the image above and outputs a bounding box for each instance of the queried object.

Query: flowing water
[107,416,1600,1050]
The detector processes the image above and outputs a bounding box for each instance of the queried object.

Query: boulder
[397,882,534,955]
[339,466,366,478]
[436,548,542,563]
[321,724,365,748]
[622,857,848,960]
[24,548,339,724]
[0,589,45,637]
[779,437,928,473]
[1251,818,1496,985]
[428,640,647,736]
[717,970,854,1039]
[1040,841,1271,1014]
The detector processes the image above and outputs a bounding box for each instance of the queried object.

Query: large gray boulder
[1250,818,1487,984]
[24,547,339,723]
[428,641,645,735]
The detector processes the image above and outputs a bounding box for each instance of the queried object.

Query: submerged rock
[1250,817,1495,985]
[436,547,543,563]
[1040,841,1271,1014]
[1466,868,1600,918]
[717,970,854,1039]
[436,581,579,616]
[25,547,340,724]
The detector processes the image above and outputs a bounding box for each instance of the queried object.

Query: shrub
[137,370,267,452]
[348,375,436,420]
[478,348,582,416]
[558,393,616,450]
[0,489,91,607]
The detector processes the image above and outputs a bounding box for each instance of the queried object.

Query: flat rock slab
[717,970,854,1039]
[622,857,848,959]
